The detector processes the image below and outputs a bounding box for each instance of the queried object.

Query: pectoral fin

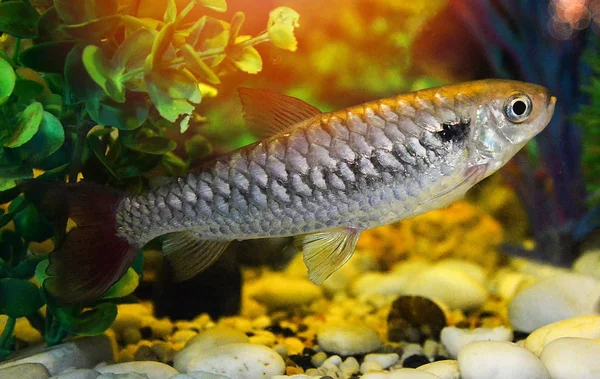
[294,228,361,284]
[162,232,231,282]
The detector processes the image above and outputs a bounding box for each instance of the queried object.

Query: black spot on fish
[437,118,470,143]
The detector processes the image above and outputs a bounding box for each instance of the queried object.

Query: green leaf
[197,0,227,12]
[64,44,102,104]
[0,230,23,264]
[82,45,125,103]
[101,268,139,299]
[185,134,212,160]
[145,69,198,122]
[36,6,64,43]
[11,200,53,242]
[20,41,76,73]
[4,102,44,148]
[34,258,49,287]
[112,27,155,72]
[10,254,47,280]
[0,57,15,106]
[267,7,300,52]
[122,135,176,155]
[17,111,65,164]
[0,185,20,204]
[54,0,118,25]
[0,166,32,192]
[12,79,45,103]
[144,23,175,74]
[60,15,123,40]
[0,1,40,38]
[231,46,262,74]
[180,44,220,84]
[96,94,149,130]
[0,278,43,318]
[87,134,120,181]
[52,302,117,336]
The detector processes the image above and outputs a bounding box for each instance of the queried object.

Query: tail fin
[22,181,138,305]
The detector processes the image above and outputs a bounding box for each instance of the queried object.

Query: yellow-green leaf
[231,46,262,74]
[196,0,227,12]
[180,44,220,84]
[144,23,175,74]
[82,45,125,103]
[4,102,44,148]
[101,268,139,299]
[164,0,177,24]
[267,7,300,52]
[0,57,15,106]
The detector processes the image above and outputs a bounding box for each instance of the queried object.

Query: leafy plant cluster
[0,0,298,357]
[574,43,600,207]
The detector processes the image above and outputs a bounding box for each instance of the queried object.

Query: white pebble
[508,273,600,332]
[246,274,323,309]
[573,249,600,280]
[340,357,360,376]
[440,326,513,358]
[458,341,550,379]
[540,337,600,379]
[388,368,441,378]
[96,362,178,379]
[490,269,536,300]
[185,343,285,379]
[173,327,248,372]
[405,266,488,310]
[524,315,600,356]
[52,368,100,379]
[310,351,327,368]
[360,360,383,374]
[317,323,382,355]
[171,372,230,379]
[321,354,342,368]
[422,340,438,359]
[399,343,423,362]
[435,259,487,285]
[417,360,460,379]
[364,353,399,369]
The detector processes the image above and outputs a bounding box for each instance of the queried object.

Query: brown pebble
[387,295,447,343]
[286,366,304,375]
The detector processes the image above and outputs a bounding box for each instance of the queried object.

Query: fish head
[467,79,556,176]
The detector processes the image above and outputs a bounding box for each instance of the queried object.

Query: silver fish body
[116,79,555,248]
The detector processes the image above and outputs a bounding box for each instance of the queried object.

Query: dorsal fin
[238,88,322,139]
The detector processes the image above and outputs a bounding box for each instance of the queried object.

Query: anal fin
[162,231,231,282]
[294,228,361,284]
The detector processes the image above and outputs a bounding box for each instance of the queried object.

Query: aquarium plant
[0,0,298,358]
[448,0,598,265]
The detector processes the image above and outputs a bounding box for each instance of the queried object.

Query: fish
[32,79,556,304]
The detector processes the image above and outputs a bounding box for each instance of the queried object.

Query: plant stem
[120,32,271,83]
[0,317,15,350]
[12,38,20,64]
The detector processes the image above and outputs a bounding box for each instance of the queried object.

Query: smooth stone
[489,269,536,301]
[0,336,114,375]
[339,357,360,376]
[510,258,570,280]
[458,341,550,379]
[317,323,382,355]
[524,315,600,356]
[246,274,323,309]
[97,362,178,379]
[508,273,600,332]
[440,326,513,358]
[186,343,285,379]
[97,374,148,379]
[417,360,460,379]
[378,368,441,378]
[573,250,600,280]
[352,273,406,298]
[405,266,488,310]
[51,368,100,379]
[434,259,487,285]
[539,337,600,379]
[364,353,399,369]
[0,363,50,379]
[173,327,248,372]
[171,372,230,379]
[360,360,383,374]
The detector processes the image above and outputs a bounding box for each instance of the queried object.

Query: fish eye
[504,93,532,123]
